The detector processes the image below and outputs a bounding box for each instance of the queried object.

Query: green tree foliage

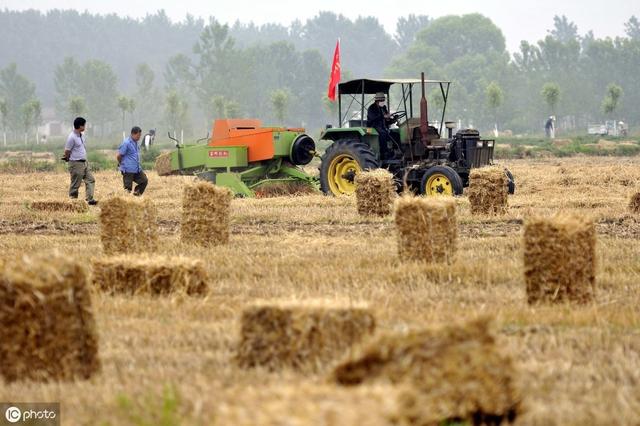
[20,99,41,143]
[389,14,509,126]
[548,15,579,42]
[625,16,640,40]
[271,89,289,124]
[117,95,131,132]
[69,96,86,118]
[486,81,504,126]
[541,83,561,114]
[394,15,431,50]
[165,90,189,135]
[0,98,8,144]
[602,83,623,115]
[135,63,160,130]
[2,10,640,136]
[54,58,118,134]
[0,63,37,136]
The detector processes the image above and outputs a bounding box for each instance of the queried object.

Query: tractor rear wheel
[320,139,379,196]
[420,165,464,196]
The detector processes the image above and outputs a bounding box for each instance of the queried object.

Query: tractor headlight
[476,141,483,148]
[487,141,494,147]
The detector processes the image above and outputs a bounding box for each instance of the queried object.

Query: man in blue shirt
[117,126,148,196]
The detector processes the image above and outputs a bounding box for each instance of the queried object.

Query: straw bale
[629,192,640,214]
[214,383,398,426]
[92,255,208,296]
[29,199,89,213]
[355,169,396,217]
[99,196,158,255]
[155,152,173,176]
[0,252,100,382]
[332,317,520,425]
[467,166,509,215]
[236,299,376,371]
[524,214,596,304]
[394,196,457,263]
[181,181,233,247]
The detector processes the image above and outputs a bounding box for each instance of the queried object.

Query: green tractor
[319,73,515,196]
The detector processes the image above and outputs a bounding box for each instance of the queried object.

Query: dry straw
[236,299,376,371]
[155,152,172,176]
[332,316,520,425]
[0,252,100,382]
[354,169,396,217]
[92,255,208,296]
[524,213,596,304]
[29,199,89,213]
[99,196,159,255]
[629,192,640,214]
[214,383,397,426]
[467,166,509,215]
[394,195,457,263]
[182,181,233,246]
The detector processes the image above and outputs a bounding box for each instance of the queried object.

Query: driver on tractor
[366,92,398,160]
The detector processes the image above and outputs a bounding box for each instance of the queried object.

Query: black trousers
[122,171,148,195]
[375,127,394,158]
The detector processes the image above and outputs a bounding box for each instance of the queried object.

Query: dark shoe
[87,200,98,206]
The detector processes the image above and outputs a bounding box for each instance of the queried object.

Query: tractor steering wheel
[392,111,407,122]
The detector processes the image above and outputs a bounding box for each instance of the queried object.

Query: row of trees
[1,10,639,140]
[388,14,639,133]
[0,64,41,144]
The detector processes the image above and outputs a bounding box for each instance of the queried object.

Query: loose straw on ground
[29,199,89,213]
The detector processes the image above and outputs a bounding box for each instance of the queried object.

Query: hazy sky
[2,0,638,51]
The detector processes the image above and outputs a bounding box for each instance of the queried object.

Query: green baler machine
[159,119,319,197]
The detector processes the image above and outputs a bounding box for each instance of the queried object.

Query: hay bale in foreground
[332,317,520,425]
[524,214,596,304]
[181,181,233,247]
[467,166,509,215]
[394,196,457,263]
[0,253,100,382]
[29,199,89,213]
[155,152,172,176]
[355,169,396,217]
[629,192,640,214]
[236,300,376,371]
[99,196,158,255]
[92,255,208,296]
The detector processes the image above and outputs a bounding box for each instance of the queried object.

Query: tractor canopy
[334,77,452,136]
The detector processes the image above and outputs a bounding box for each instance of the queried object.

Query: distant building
[38,121,65,138]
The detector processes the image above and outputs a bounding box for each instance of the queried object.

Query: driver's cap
[374,92,386,101]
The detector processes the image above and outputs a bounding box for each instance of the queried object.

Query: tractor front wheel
[420,166,464,196]
[320,139,379,196]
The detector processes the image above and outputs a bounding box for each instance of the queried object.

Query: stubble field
[0,156,639,425]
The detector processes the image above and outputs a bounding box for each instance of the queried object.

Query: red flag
[327,39,341,101]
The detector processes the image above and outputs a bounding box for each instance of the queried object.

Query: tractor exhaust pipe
[420,72,429,145]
